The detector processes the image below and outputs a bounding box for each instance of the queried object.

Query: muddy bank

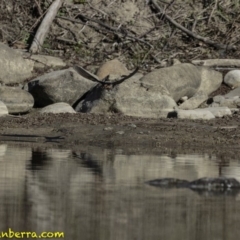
[0,111,239,152]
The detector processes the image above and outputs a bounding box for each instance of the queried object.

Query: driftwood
[29,0,63,53]
[149,0,237,51]
[192,59,240,68]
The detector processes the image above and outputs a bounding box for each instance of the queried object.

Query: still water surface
[0,144,240,240]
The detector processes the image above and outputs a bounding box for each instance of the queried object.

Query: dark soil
[209,83,232,98]
[0,108,239,152]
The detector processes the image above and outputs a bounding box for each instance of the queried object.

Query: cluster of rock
[0,42,240,120]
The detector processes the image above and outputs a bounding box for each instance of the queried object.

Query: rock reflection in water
[0,145,239,239]
[147,177,240,197]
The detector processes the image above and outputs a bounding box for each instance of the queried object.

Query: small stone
[128,123,137,128]
[104,127,113,131]
[200,107,232,118]
[116,131,124,135]
[177,109,215,120]
[224,70,240,88]
[213,95,225,103]
[40,102,75,114]
[230,108,239,114]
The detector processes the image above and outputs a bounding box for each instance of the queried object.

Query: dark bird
[73,65,139,87]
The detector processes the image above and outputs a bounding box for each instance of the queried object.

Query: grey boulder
[196,107,232,118]
[176,107,232,119]
[140,63,222,110]
[176,109,215,120]
[210,88,240,108]
[213,97,240,108]
[0,86,34,114]
[26,67,96,107]
[76,63,222,118]
[39,102,76,114]
[225,86,240,98]
[0,43,34,84]
[224,70,240,88]
[76,73,177,118]
[212,95,226,104]
[96,59,130,80]
[178,91,208,110]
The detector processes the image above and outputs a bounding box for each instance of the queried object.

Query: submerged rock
[147,178,190,188]
[147,177,240,192]
[190,177,240,190]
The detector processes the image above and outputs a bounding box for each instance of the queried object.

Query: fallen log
[29,0,63,53]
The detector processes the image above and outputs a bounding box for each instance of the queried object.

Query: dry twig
[58,15,153,49]
[148,0,236,51]
[208,0,218,25]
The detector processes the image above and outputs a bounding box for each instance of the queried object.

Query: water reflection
[0,145,239,239]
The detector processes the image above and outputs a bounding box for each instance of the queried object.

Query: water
[0,144,240,240]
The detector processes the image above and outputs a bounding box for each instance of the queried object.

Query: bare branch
[208,0,218,25]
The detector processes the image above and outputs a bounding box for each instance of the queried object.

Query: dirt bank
[0,110,239,153]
